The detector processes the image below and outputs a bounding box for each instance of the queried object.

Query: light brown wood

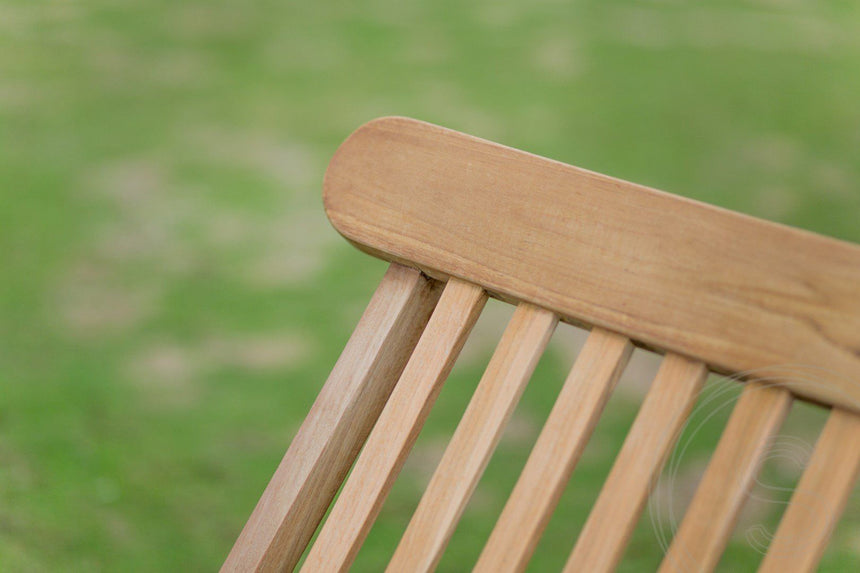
[660,382,793,573]
[474,327,633,572]
[565,354,708,572]
[759,407,860,573]
[300,278,486,572]
[222,264,441,572]
[324,116,860,412]
[387,303,558,572]
[228,118,860,572]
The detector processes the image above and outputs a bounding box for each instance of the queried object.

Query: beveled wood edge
[322,116,860,412]
[300,279,487,572]
[659,382,793,572]
[474,328,634,572]
[566,354,707,572]
[759,407,860,573]
[388,303,557,572]
[221,264,442,572]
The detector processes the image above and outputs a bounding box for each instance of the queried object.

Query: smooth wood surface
[300,278,486,572]
[474,328,633,572]
[388,303,558,572]
[565,354,708,572]
[222,264,441,572]
[660,382,793,573]
[324,116,860,412]
[759,407,860,573]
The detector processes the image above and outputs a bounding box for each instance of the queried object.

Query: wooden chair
[222,117,860,572]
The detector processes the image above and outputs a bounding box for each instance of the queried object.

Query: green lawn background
[1,1,859,570]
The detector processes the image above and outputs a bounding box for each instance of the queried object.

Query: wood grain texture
[221,264,441,572]
[474,328,633,572]
[221,264,441,571]
[324,116,860,412]
[759,407,860,573]
[221,264,442,571]
[565,354,708,573]
[300,278,486,573]
[660,382,793,573]
[387,303,558,573]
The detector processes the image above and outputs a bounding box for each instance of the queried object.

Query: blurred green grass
[1,1,859,571]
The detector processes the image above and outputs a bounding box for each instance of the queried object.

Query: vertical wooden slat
[387,303,558,572]
[660,382,793,573]
[564,354,708,572]
[474,327,633,573]
[759,407,860,573]
[221,264,441,572]
[300,278,486,572]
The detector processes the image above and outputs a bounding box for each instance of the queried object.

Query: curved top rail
[323,116,860,411]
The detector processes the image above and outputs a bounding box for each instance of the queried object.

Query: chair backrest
[222,117,860,572]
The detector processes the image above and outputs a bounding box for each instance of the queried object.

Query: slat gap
[659,381,793,573]
[474,327,634,573]
[222,263,441,572]
[759,407,860,573]
[387,303,558,573]
[564,353,708,572]
[300,278,487,573]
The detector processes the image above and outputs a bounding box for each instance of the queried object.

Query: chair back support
[223,117,860,572]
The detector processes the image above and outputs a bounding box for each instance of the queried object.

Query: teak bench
[223,117,860,572]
